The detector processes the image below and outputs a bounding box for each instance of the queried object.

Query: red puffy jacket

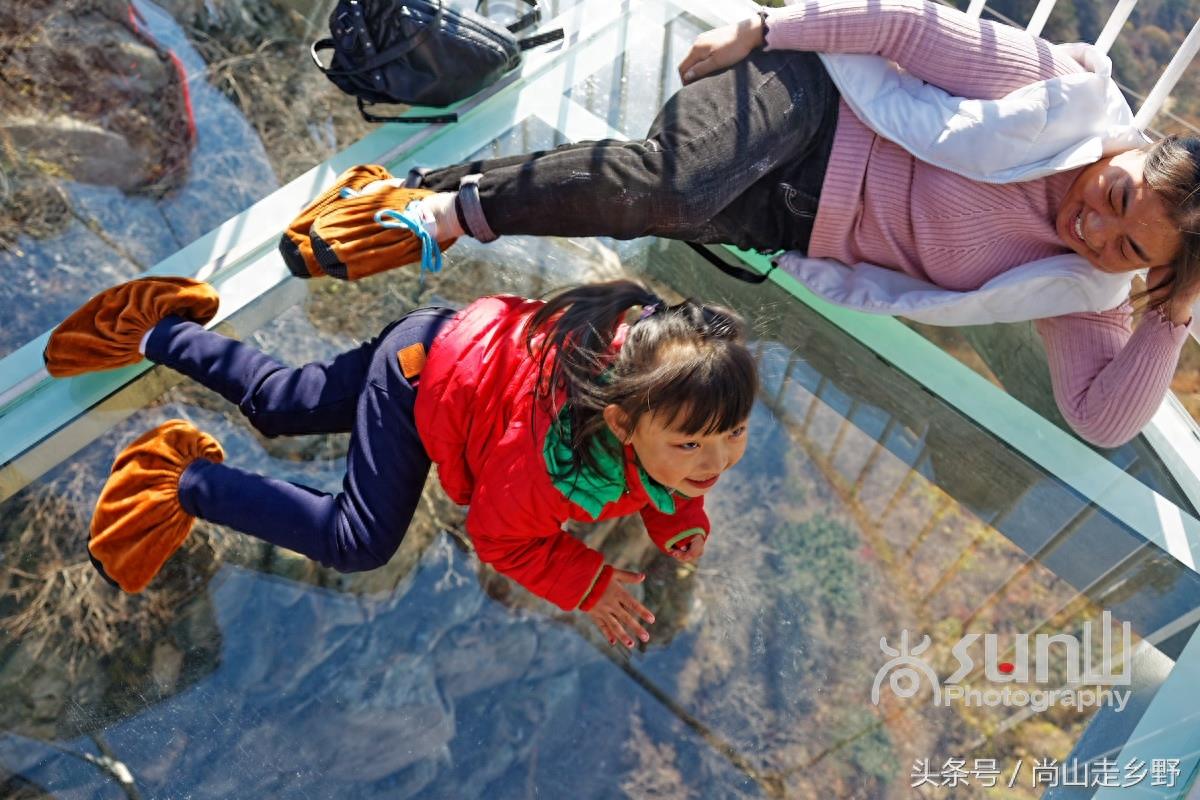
[414,295,709,611]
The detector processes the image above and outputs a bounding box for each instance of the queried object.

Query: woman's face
[1057,149,1182,274]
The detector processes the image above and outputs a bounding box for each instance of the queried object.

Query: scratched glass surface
[3,1,1200,798]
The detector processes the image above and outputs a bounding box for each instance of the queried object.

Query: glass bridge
[1,0,1199,797]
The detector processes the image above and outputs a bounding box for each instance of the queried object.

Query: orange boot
[308,186,457,281]
[43,277,219,377]
[89,420,225,593]
[278,163,393,278]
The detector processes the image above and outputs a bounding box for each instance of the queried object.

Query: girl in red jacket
[46,277,756,647]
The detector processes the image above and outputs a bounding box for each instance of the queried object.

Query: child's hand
[585,569,656,648]
[671,535,706,564]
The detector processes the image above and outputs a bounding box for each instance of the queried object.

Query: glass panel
[563,11,707,135]
[897,316,1200,514]
[4,221,1198,797]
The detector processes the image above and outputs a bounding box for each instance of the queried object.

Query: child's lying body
[47,278,755,647]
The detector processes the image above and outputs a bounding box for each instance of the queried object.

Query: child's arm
[467,496,656,647]
[466,494,608,612]
[640,494,710,563]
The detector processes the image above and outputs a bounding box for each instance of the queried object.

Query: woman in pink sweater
[283,0,1200,448]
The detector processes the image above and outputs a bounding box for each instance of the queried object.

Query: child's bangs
[649,345,757,435]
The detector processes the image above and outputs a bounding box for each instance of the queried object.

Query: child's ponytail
[526,280,757,478]
[527,280,658,408]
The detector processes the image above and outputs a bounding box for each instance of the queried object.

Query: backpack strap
[357,97,458,125]
[473,0,563,45]
[310,38,337,71]
[518,28,564,50]
[474,0,542,34]
[685,243,774,284]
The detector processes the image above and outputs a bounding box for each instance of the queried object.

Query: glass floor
[2,0,1200,797]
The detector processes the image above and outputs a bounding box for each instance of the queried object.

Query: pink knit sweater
[763,0,1189,447]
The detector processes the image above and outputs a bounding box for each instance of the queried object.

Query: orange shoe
[278,163,393,278]
[43,277,219,377]
[89,420,225,593]
[308,186,457,281]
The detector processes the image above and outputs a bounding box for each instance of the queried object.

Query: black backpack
[311,0,563,124]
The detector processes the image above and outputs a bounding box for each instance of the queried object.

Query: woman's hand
[670,534,706,564]
[677,14,766,85]
[1147,266,1200,326]
[584,568,656,648]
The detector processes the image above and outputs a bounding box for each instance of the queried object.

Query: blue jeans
[418,49,839,253]
[145,307,455,572]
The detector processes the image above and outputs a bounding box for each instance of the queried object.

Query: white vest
[775,46,1152,326]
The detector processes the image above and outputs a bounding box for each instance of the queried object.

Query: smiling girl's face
[604,406,748,498]
[1056,148,1182,274]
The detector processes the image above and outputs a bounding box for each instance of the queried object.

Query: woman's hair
[525,279,757,478]
[1143,135,1200,310]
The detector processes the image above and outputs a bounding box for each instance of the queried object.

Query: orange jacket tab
[397,343,426,379]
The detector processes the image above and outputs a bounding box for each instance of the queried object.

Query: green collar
[543,407,676,519]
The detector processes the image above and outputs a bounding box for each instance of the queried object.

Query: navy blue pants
[144,307,455,572]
